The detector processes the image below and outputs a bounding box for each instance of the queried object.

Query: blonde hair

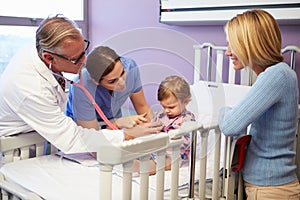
[36,14,83,57]
[224,9,283,69]
[157,75,191,102]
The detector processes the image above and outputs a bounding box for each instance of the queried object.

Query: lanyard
[52,71,119,130]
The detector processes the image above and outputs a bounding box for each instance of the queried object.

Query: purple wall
[89,0,300,108]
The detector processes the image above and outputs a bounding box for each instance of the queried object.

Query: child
[152,75,195,170]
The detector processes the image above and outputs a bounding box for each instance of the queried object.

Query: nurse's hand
[115,113,148,129]
[123,121,163,140]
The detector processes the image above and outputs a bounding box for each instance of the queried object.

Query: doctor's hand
[123,121,163,140]
[115,113,148,129]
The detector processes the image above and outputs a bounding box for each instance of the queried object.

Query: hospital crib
[0,42,299,200]
[0,118,245,200]
[0,81,251,199]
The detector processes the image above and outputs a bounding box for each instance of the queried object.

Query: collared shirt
[0,45,124,153]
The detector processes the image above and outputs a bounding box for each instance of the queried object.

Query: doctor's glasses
[44,40,90,65]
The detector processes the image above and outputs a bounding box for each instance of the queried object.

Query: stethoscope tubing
[52,71,118,130]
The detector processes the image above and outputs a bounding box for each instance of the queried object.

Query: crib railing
[193,43,253,85]
[194,43,300,85]
[0,122,247,200]
[0,115,299,200]
[0,131,57,166]
[96,132,170,200]
[189,122,222,200]
[281,45,300,71]
[97,120,241,200]
[0,131,51,200]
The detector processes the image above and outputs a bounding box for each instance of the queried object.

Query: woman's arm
[130,89,154,121]
[77,119,99,130]
[218,67,285,136]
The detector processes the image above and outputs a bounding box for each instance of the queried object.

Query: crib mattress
[0,153,221,200]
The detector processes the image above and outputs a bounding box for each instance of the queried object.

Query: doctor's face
[225,46,244,71]
[100,60,127,92]
[45,38,88,74]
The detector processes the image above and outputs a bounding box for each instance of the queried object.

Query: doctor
[0,15,163,153]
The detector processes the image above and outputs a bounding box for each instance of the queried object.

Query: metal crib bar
[228,60,235,84]
[36,142,45,156]
[188,128,198,198]
[291,50,296,70]
[50,144,58,154]
[222,136,236,200]
[281,45,300,70]
[99,164,113,200]
[0,131,47,164]
[122,161,133,200]
[207,45,213,81]
[216,49,225,83]
[19,147,29,160]
[1,189,8,200]
[194,46,202,83]
[170,139,182,200]
[237,172,244,200]
[212,128,221,200]
[140,155,150,200]
[156,150,166,200]
[198,129,209,200]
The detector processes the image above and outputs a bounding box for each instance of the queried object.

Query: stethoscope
[51,70,119,130]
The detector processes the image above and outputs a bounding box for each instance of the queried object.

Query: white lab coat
[0,45,124,153]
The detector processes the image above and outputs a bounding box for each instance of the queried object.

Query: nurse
[65,46,154,130]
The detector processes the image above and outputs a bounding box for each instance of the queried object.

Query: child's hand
[133,113,148,124]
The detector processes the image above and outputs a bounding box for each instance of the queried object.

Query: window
[0,0,88,75]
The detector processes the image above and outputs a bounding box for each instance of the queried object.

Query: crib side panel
[0,131,47,200]
[0,131,58,166]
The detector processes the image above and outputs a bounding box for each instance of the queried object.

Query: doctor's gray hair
[36,14,82,57]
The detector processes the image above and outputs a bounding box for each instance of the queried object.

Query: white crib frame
[0,123,218,200]
[0,43,299,200]
[0,89,250,200]
[0,122,226,200]
[0,131,58,200]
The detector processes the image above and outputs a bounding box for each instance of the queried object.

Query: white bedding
[1,155,144,200]
[0,148,223,200]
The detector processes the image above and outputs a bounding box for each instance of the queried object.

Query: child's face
[160,94,187,118]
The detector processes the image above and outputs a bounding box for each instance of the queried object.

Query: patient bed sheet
[0,148,223,200]
[1,155,146,200]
